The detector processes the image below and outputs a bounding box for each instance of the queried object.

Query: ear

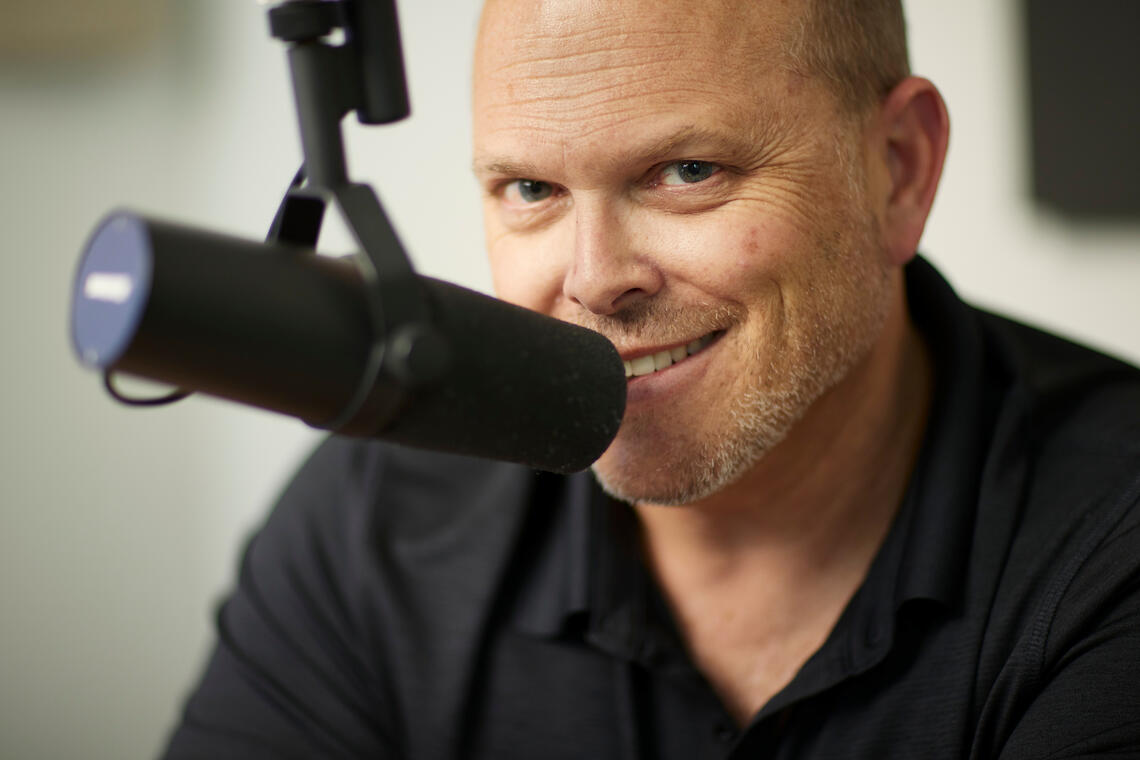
[868,77,950,267]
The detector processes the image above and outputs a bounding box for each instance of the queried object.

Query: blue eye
[661,161,720,186]
[508,179,554,203]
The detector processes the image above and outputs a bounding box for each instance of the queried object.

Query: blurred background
[1,1,1137,757]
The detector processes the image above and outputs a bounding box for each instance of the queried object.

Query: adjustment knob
[268,0,342,43]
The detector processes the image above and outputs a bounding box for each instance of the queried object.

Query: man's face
[473,0,894,505]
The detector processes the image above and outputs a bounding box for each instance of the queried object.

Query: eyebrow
[633,125,750,164]
[472,124,767,180]
[472,157,544,179]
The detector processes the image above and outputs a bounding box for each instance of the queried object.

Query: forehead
[473,0,812,172]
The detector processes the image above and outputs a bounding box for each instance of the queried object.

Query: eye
[504,179,555,204]
[660,160,720,186]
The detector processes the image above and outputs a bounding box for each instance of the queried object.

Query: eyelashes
[659,160,721,186]
[503,179,557,205]
[496,160,726,211]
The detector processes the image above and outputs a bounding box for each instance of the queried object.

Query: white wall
[910,1,1140,359]
[1,1,1137,758]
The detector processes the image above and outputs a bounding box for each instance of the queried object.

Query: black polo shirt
[164,259,1140,759]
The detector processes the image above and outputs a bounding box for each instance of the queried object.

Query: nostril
[566,284,650,316]
[609,287,650,313]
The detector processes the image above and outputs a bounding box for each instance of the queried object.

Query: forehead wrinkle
[492,26,707,79]
[488,73,738,123]
[475,2,789,111]
[478,56,781,149]
[482,51,731,125]
[480,68,798,145]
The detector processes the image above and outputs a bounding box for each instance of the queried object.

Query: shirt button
[866,621,884,645]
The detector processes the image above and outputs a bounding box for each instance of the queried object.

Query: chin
[588,362,840,506]
[590,429,771,507]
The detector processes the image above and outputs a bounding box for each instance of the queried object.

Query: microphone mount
[260,0,450,431]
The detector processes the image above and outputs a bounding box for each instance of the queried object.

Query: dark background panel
[1027,0,1140,219]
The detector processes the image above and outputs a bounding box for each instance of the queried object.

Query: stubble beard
[589,203,892,507]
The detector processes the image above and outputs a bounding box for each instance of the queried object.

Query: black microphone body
[72,212,626,473]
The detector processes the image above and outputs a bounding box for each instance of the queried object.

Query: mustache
[568,299,743,350]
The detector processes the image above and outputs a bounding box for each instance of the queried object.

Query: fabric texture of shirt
[162,258,1140,759]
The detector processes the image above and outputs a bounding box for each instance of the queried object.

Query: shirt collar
[891,256,1000,612]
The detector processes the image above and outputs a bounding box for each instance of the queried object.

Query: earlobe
[877,77,950,266]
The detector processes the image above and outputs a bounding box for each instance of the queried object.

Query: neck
[634,278,932,589]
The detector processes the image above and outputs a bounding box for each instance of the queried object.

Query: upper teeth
[624,334,716,378]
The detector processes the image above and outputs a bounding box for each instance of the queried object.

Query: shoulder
[266,437,588,622]
[972,308,1140,663]
[975,310,1140,525]
[979,310,1140,453]
[236,437,555,650]
[956,309,1140,754]
[270,436,542,527]
[241,440,564,722]
[168,441,559,757]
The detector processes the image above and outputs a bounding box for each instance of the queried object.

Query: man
[164,1,1140,758]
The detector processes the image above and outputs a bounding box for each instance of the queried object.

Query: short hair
[787,0,911,113]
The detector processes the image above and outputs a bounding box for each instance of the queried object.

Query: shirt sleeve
[160,437,397,759]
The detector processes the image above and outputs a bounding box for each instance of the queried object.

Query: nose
[562,199,663,316]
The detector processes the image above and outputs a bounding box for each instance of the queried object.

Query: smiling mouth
[623,331,724,378]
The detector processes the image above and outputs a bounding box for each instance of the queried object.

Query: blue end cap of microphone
[71,212,153,369]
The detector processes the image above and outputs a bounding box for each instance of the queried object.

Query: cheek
[486,242,539,309]
[642,209,798,297]
[484,224,567,315]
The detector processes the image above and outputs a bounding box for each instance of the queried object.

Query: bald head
[476,0,910,119]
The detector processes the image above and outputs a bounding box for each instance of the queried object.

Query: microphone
[71,211,627,473]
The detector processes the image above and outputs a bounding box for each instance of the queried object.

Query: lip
[618,329,723,367]
[621,329,725,403]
